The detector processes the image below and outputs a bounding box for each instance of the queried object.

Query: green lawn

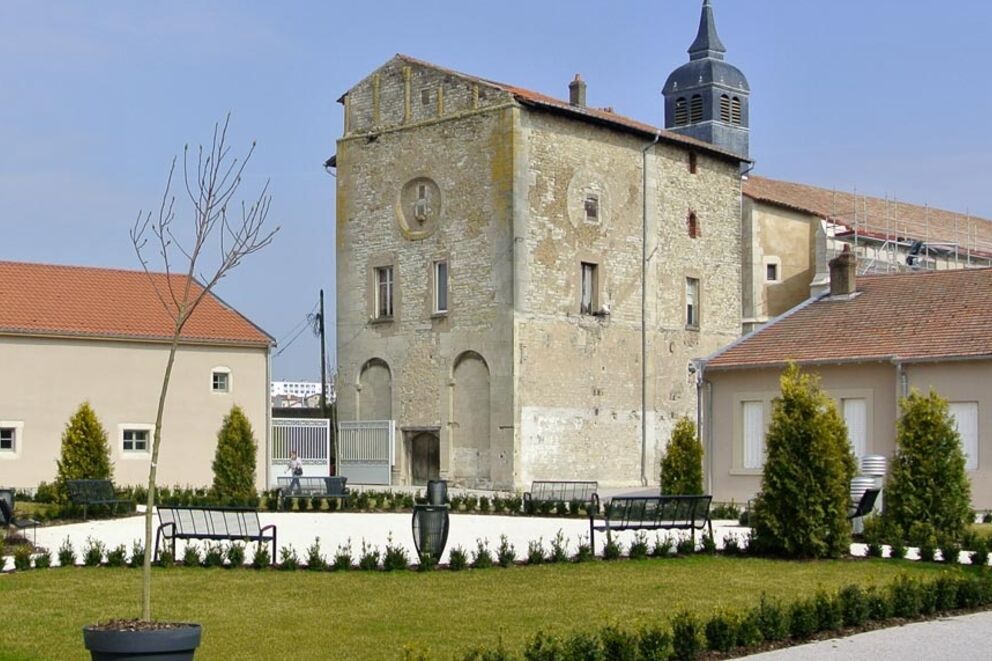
[0,557,966,660]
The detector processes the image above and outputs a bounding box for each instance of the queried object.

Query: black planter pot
[83,623,202,661]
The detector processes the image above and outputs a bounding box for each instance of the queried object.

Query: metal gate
[271,418,331,486]
[337,420,394,485]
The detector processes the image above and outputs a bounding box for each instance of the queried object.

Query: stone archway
[358,358,391,421]
[409,430,440,485]
[452,351,491,485]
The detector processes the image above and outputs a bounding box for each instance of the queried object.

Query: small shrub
[357,539,380,570]
[710,501,741,520]
[507,496,522,513]
[33,548,52,569]
[738,510,751,527]
[210,404,258,506]
[129,540,144,568]
[839,585,870,628]
[865,587,892,621]
[704,611,737,652]
[383,534,409,571]
[651,534,674,558]
[449,495,463,511]
[202,543,224,568]
[602,537,622,561]
[889,538,908,560]
[305,538,325,571]
[538,501,554,516]
[599,624,637,660]
[670,610,702,661]
[496,535,516,567]
[735,612,763,648]
[984,512,992,524]
[753,595,789,642]
[970,544,989,567]
[637,625,673,661]
[13,545,32,571]
[554,501,569,517]
[675,535,695,555]
[181,543,201,567]
[865,539,883,558]
[278,545,299,570]
[788,598,818,639]
[573,535,593,563]
[889,574,922,618]
[549,530,569,563]
[919,538,937,563]
[58,537,76,567]
[252,543,271,568]
[722,534,741,556]
[523,631,563,660]
[82,538,105,567]
[564,632,601,659]
[226,542,246,568]
[938,538,961,565]
[448,546,468,571]
[332,540,352,571]
[478,496,491,513]
[471,539,494,570]
[628,531,649,560]
[492,497,506,514]
[54,402,114,504]
[527,539,546,565]
[700,533,717,555]
[814,591,843,632]
[105,544,127,568]
[157,549,175,568]
[465,495,479,512]
[661,417,703,495]
[933,575,959,612]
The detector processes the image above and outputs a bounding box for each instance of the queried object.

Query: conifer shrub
[838,585,870,628]
[55,402,113,504]
[670,610,703,661]
[278,545,300,571]
[882,390,972,542]
[447,546,468,571]
[13,545,32,571]
[226,542,246,568]
[704,611,737,652]
[332,540,352,571]
[33,548,51,569]
[58,537,76,567]
[305,538,325,570]
[471,539,493,569]
[210,405,258,505]
[628,531,649,560]
[105,544,127,568]
[527,538,546,564]
[750,363,857,558]
[660,417,703,495]
[548,530,569,563]
[496,535,516,567]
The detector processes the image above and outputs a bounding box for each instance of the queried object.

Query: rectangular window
[580,262,598,314]
[950,402,979,470]
[433,260,448,314]
[688,151,698,174]
[212,370,230,392]
[122,429,149,453]
[584,194,599,224]
[842,398,867,459]
[374,266,394,319]
[766,263,779,282]
[742,401,765,469]
[686,277,699,328]
[0,428,14,452]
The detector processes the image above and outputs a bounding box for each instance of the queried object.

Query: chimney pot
[829,244,857,296]
[569,74,587,107]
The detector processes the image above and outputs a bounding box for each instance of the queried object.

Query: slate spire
[688,0,726,61]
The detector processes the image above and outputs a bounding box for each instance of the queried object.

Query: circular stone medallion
[396,177,441,240]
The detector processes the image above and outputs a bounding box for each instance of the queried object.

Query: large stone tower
[663,0,750,158]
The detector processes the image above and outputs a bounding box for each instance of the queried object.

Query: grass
[0,556,967,660]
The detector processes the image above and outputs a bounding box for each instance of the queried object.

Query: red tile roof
[705,267,992,369]
[743,175,992,254]
[0,261,272,347]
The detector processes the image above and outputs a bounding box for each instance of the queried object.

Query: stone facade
[335,55,743,489]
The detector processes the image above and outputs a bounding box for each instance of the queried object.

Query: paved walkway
[743,611,992,660]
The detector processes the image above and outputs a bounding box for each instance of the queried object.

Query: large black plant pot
[83,623,202,661]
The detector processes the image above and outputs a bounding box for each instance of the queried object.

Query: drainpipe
[641,131,661,487]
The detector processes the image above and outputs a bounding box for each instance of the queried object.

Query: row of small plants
[862,521,992,566]
[450,571,992,661]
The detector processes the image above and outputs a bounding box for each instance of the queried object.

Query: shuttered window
[742,401,765,470]
[731,97,742,125]
[950,402,979,470]
[842,398,867,459]
[690,95,704,123]
[720,94,731,123]
[674,97,688,126]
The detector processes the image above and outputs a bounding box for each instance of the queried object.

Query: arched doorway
[409,430,440,485]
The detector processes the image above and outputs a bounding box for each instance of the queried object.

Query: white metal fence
[337,420,394,485]
[271,418,331,484]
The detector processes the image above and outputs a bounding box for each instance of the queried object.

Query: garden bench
[0,489,39,545]
[588,495,712,555]
[276,476,349,510]
[154,505,276,563]
[522,480,600,514]
[67,479,130,520]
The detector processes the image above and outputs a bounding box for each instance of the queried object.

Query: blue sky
[3,1,990,380]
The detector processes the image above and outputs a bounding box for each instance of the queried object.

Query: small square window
[212,370,230,392]
[123,429,149,453]
[584,194,599,224]
[686,277,700,329]
[0,428,14,452]
[766,263,779,282]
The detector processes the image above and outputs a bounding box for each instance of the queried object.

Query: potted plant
[83,116,277,659]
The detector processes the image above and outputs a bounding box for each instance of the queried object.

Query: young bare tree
[131,115,277,620]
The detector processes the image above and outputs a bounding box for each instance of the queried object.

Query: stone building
[331,5,749,489]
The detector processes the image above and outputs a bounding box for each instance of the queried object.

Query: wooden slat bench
[67,479,130,520]
[276,476,349,510]
[154,506,276,563]
[522,480,600,514]
[589,495,713,555]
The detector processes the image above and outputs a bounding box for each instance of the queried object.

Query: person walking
[287,449,303,494]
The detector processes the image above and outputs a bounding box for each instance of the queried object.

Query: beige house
[742,175,992,333]
[0,261,273,491]
[699,252,992,509]
[331,54,747,489]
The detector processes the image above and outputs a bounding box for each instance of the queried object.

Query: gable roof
[341,54,749,165]
[0,261,273,348]
[704,267,992,370]
[743,175,992,253]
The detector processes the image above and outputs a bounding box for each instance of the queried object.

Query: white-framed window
[742,400,765,470]
[686,277,700,329]
[120,424,154,455]
[949,402,979,470]
[0,421,23,458]
[0,427,15,453]
[374,266,394,319]
[580,262,598,315]
[842,397,867,459]
[433,260,448,314]
[212,368,231,393]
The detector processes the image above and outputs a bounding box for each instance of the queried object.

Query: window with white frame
[742,400,765,469]
[842,398,867,459]
[580,262,598,315]
[122,428,150,453]
[433,260,448,314]
[374,266,394,319]
[949,402,979,470]
[686,277,700,328]
[0,427,15,453]
[212,369,230,393]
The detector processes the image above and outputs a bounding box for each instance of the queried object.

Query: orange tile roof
[743,175,992,253]
[705,267,992,369]
[0,261,272,347]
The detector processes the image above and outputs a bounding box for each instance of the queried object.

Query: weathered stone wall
[516,110,742,487]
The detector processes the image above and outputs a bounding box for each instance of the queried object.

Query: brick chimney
[569,74,587,107]
[829,245,857,296]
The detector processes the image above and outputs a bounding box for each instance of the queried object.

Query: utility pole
[319,289,328,417]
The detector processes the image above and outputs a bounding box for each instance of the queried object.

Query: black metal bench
[589,495,713,555]
[154,506,276,563]
[276,476,349,510]
[0,489,39,545]
[523,480,600,514]
[849,488,880,520]
[67,479,130,520]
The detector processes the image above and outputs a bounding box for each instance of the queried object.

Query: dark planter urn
[83,623,202,661]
